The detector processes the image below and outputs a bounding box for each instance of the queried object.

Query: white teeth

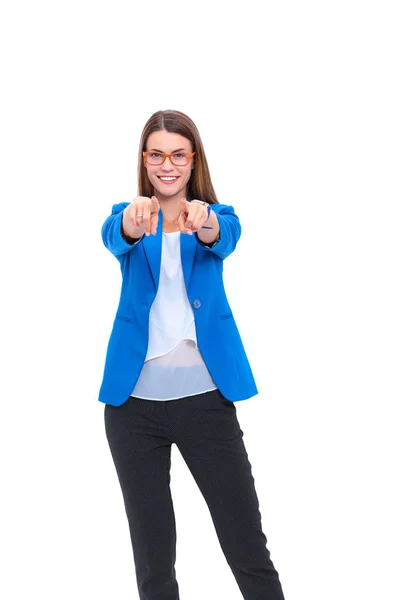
[160,177,177,180]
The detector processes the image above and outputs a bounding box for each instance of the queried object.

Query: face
[144,130,194,201]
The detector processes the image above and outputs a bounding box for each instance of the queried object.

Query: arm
[101,202,144,258]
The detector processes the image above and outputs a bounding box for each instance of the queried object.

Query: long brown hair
[137,110,219,204]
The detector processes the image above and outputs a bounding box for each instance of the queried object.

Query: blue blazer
[98,200,258,405]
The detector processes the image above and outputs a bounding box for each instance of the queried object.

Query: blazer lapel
[180,230,197,291]
[142,208,197,292]
[142,211,163,290]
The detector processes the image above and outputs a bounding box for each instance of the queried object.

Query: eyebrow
[147,148,188,153]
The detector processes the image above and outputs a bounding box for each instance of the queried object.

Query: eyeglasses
[143,151,196,166]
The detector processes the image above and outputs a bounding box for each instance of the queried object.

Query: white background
[1,1,399,599]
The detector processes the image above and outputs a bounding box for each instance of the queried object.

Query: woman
[99,109,285,600]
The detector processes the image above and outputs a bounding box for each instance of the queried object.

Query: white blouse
[130,231,217,401]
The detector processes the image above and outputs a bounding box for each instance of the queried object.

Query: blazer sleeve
[101,202,144,258]
[196,204,241,260]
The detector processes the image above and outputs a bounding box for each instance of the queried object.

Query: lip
[157,176,179,185]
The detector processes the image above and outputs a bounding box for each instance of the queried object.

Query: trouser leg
[104,397,180,600]
[168,390,285,600]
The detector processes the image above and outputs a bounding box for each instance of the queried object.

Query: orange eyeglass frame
[143,151,196,165]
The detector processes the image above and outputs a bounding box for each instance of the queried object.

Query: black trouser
[104,389,285,600]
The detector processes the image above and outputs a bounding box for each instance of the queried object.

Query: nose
[160,156,174,171]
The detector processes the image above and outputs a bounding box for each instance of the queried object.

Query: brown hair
[137,109,219,204]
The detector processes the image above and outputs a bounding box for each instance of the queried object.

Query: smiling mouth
[158,176,179,180]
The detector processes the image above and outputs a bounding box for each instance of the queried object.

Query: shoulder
[110,202,130,215]
[211,203,238,217]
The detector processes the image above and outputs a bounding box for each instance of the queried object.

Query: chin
[153,182,187,198]
[154,186,176,197]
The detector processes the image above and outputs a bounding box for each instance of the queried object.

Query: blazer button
[193,299,201,309]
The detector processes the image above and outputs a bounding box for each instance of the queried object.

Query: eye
[173,153,186,158]
[149,152,163,158]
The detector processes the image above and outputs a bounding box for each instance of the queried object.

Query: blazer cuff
[195,231,221,249]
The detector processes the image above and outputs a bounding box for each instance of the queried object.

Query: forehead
[146,130,192,152]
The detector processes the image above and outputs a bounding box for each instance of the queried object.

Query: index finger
[141,203,151,234]
[150,212,159,235]
[178,210,192,235]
